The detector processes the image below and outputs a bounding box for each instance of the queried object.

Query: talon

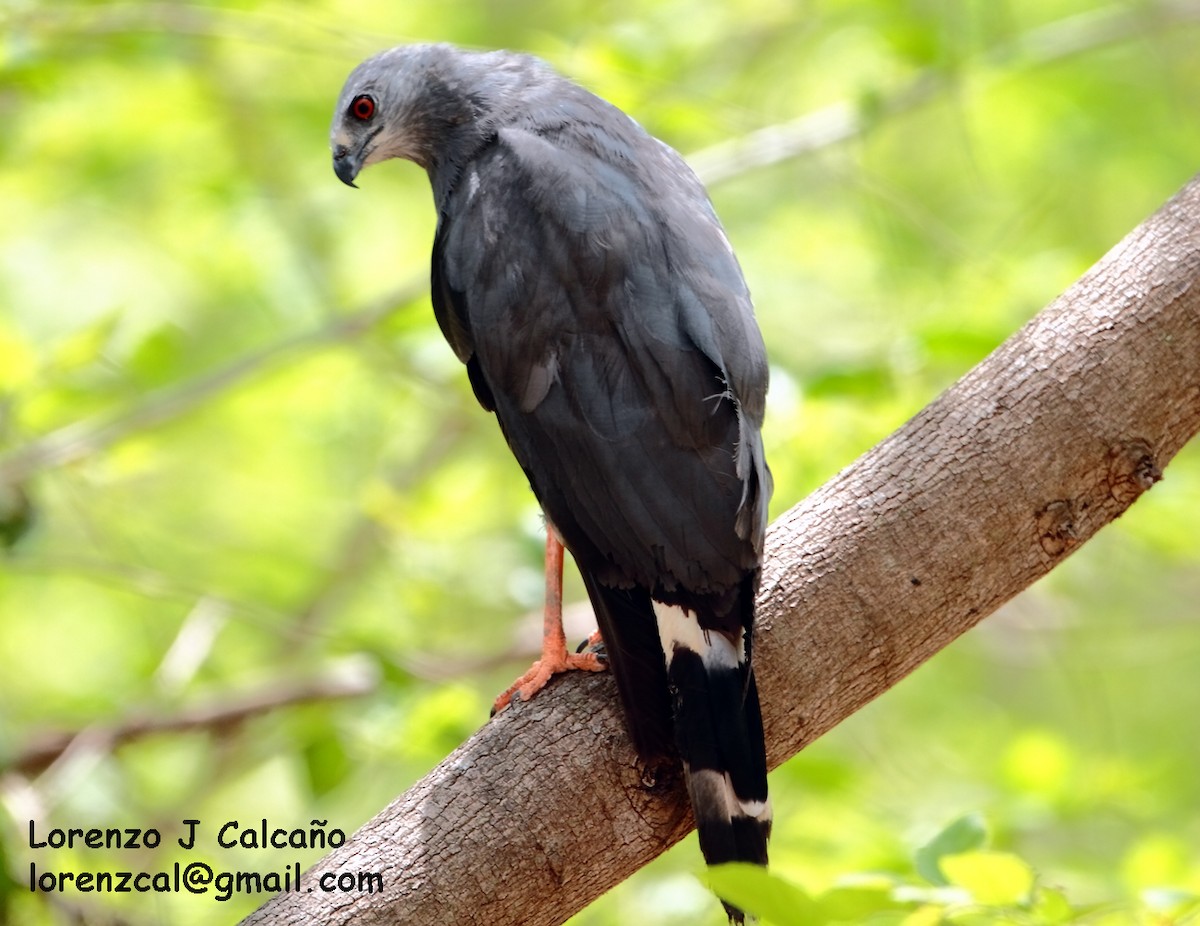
[490,648,604,715]
[575,628,605,655]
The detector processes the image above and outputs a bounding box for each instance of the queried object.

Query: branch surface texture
[242,175,1200,926]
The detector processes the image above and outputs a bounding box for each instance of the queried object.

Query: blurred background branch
[690,1,1200,183]
[0,283,423,485]
[4,657,380,780]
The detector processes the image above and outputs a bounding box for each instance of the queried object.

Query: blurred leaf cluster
[1,1,1199,924]
[708,812,1200,925]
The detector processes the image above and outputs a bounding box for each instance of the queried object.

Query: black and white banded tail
[654,595,771,922]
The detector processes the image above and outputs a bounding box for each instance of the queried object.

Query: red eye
[350,95,375,121]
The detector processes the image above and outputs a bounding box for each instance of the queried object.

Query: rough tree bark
[242,175,1200,926]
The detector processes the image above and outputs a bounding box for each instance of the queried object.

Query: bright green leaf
[900,905,945,926]
[817,879,904,922]
[48,311,120,372]
[915,813,988,886]
[940,851,1035,906]
[303,733,353,797]
[1032,886,1073,924]
[706,863,824,926]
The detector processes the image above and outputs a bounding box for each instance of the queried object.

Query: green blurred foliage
[1,1,1199,924]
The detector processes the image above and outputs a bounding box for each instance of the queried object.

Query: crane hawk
[331,44,773,922]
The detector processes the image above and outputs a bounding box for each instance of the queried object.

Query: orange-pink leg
[492,525,606,714]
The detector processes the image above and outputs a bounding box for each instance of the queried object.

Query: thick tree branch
[242,174,1200,926]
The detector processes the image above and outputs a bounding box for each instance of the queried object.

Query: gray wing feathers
[433,101,770,592]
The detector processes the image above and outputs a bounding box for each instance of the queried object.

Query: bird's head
[331,45,442,186]
[331,44,501,187]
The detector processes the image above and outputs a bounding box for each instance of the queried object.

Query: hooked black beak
[333,145,362,188]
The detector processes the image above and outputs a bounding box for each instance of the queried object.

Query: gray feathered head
[330,44,548,185]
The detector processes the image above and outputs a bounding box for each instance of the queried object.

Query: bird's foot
[575,628,606,657]
[490,524,607,715]
[491,646,606,716]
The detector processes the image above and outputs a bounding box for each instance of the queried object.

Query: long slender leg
[491,524,605,714]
